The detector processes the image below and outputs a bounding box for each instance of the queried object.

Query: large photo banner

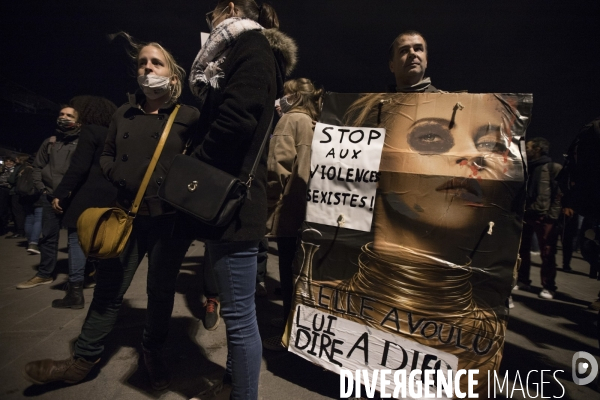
[284,92,533,397]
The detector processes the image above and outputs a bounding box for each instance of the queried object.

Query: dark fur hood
[261,28,297,77]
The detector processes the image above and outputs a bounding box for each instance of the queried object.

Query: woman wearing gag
[24,35,200,391]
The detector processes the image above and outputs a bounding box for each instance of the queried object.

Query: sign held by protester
[306,122,386,232]
[286,92,534,397]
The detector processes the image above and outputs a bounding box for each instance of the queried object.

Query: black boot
[142,347,172,391]
[52,281,84,309]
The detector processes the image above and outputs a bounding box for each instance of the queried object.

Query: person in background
[16,107,81,289]
[559,116,600,280]
[263,77,323,351]
[515,137,562,299]
[6,155,29,239]
[188,1,296,398]
[558,207,580,272]
[23,35,199,391]
[13,155,43,254]
[49,95,118,309]
[0,156,16,236]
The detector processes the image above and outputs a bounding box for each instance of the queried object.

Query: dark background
[2,0,599,161]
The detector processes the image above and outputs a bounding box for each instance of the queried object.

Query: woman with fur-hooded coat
[188,1,296,399]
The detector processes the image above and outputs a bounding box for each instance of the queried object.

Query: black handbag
[158,115,273,227]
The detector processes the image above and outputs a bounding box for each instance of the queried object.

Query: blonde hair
[344,93,414,129]
[283,78,324,120]
[109,32,186,102]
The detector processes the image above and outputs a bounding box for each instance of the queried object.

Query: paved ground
[0,229,599,400]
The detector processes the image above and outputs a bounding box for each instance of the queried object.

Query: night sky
[2,0,599,160]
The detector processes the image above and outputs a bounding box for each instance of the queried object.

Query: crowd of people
[0,1,598,399]
[513,134,600,303]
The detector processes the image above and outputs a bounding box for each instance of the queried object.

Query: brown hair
[216,1,279,29]
[70,96,117,127]
[528,137,550,156]
[283,78,324,121]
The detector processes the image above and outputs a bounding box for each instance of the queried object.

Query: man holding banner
[288,91,531,397]
[388,30,440,93]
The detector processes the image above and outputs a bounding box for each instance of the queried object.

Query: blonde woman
[24,36,199,391]
[263,78,323,351]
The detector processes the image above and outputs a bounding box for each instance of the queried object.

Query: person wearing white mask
[23,35,200,391]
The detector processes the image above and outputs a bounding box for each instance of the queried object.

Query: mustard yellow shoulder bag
[77,105,180,259]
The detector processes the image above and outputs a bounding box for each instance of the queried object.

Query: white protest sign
[288,304,457,399]
[306,122,385,232]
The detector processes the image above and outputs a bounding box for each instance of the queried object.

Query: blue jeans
[37,196,61,279]
[205,240,261,400]
[74,215,192,359]
[24,206,42,244]
[67,228,86,283]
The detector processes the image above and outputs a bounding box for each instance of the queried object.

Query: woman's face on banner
[378,93,522,231]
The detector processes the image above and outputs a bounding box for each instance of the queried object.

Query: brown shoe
[23,356,98,385]
[16,275,53,290]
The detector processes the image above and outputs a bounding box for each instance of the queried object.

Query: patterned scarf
[189,17,263,105]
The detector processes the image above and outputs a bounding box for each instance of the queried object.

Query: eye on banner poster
[282,92,533,398]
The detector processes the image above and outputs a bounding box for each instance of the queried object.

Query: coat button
[121,154,128,161]
[128,115,136,120]
[123,132,129,139]
[158,115,165,120]
[118,179,126,187]
[151,133,159,139]
[156,176,163,185]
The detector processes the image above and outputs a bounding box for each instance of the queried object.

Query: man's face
[389,34,428,87]
[525,141,541,161]
[58,107,78,123]
[4,159,15,168]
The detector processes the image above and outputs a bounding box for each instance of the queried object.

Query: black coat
[100,94,200,216]
[53,125,118,228]
[189,30,286,242]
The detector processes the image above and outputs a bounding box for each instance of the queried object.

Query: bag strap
[246,113,274,187]
[130,104,181,216]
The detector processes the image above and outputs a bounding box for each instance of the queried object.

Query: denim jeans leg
[206,240,261,400]
[74,219,149,360]
[142,219,192,351]
[67,228,86,283]
[24,210,33,242]
[37,196,61,278]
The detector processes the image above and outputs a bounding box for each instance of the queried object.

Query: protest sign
[285,92,533,397]
[306,122,386,232]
